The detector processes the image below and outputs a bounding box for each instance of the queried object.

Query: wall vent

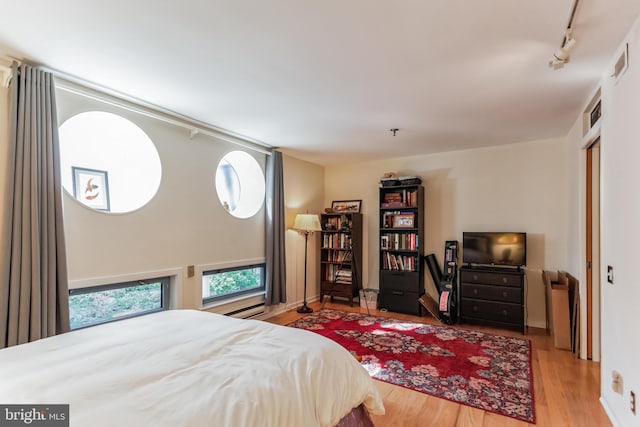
[226,303,265,319]
[583,88,602,136]
[589,100,601,129]
[612,43,629,82]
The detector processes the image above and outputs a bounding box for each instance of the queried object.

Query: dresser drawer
[461,283,521,303]
[460,298,523,324]
[379,290,421,315]
[380,270,422,293]
[460,270,522,287]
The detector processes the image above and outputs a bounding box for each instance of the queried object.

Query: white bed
[0,309,384,426]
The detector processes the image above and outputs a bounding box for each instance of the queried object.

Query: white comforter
[0,309,384,426]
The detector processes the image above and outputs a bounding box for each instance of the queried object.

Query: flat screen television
[462,232,526,267]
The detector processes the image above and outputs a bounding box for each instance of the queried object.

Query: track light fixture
[549,29,577,69]
[549,0,580,70]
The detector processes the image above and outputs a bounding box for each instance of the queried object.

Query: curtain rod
[24,61,272,155]
[54,80,272,155]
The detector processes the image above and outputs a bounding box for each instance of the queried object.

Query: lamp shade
[293,214,322,232]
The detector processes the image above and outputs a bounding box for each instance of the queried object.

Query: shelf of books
[380,187,420,208]
[319,213,362,306]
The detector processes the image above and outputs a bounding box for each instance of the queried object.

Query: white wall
[325,139,569,328]
[566,16,640,427]
[57,87,266,311]
[0,74,327,316]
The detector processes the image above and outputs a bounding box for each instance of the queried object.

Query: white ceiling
[1,0,639,165]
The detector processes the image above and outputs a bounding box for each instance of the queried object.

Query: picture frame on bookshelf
[381,235,389,250]
[331,199,361,213]
[393,214,414,228]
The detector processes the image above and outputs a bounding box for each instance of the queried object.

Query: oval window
[215,151,265,219]
[58,111,162,213]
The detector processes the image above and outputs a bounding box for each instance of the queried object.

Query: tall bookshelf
[319,213,362,306]
[378,184,424,315]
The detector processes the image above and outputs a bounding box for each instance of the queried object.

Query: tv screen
[462,232,526,267]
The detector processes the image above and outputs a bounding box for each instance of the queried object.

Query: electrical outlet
[612,371,623,394]
[632,391,636,415]
[187,265,195,278]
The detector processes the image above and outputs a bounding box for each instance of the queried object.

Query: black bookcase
[378,185,425,315]
[319,213,363,306]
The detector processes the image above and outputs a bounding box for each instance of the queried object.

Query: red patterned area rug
[288,309,535,423]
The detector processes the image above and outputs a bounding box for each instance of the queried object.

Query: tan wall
[325,139,569,328]
[282,154,324,307]
[0,78,9,264]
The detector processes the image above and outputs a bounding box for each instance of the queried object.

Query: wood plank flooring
[266,301,610,427]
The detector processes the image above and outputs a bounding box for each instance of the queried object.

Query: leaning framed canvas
[331,200,362,213]
[393,214,414,228]
[72,166,111,211]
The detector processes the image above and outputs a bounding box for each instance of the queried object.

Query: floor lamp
[293,213,322,314]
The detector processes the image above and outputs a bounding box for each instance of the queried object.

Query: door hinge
[587,261,593,269]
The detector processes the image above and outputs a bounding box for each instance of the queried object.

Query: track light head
[564,36,577,51]
[549,31,577,69]
[548,0,580,70]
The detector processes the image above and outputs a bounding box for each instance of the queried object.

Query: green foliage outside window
[69,283,162,329]
[204,268,262,298]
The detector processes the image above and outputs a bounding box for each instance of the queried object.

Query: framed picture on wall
[72,166,111,212]
[331,200,362,213]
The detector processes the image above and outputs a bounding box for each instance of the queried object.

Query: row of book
[323,216,351,231]
[382,252,417,271]
[323,250,352,263]
[324,265,353,284]
[380,189,419,208]
[380,233,419,251]
[322,233,352,249]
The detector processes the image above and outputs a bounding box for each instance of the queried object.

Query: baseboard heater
[225,303,265,319]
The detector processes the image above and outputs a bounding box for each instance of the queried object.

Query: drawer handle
[472,305,478,312]
[502,291,508,298]
[473,289,478,295]
[473,275,478,281]
[502,277,508,283]
[392,291,404,296]
[502,309,508,316]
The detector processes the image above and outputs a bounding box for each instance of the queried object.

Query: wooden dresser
[459,266,525,333]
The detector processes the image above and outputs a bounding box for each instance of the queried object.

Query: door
[586,139,601,361]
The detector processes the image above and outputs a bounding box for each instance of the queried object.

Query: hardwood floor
[266,301,610,427]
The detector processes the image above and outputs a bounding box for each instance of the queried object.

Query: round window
[215,151,265,219]
[58,111,162,213]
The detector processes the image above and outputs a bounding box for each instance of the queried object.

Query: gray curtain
[265,150,286,305]
[0,62,70,348]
